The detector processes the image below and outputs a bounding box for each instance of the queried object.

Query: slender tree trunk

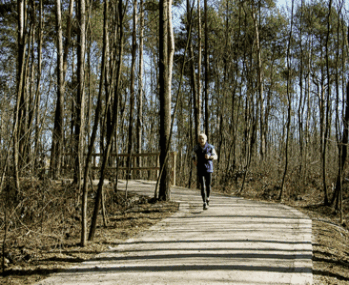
[304,38,312,187]
[88,0,124,241]
[34,0,43,168]
[298,0,305,176]
[136,0,144,174]
[158,0,172,201]
[322,0,332,206]
[26,16,36,167]
[81,0,109,247]
[279,0,294,200]
[51,0,65,178]
[18,38,30,170]
[63,0,74,77]
[197,0,202,137]
[251,4,265,161]
[13,0,27,192]
[127,0,138,179]
[332,20,347,213]
[204,0,209,139]
[74,0,86,187]
[186,0,198,143]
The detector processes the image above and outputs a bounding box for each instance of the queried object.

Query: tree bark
[279,0,294,200]
[127,0,138,180]
[81,0,109,247]
[13,0,27,192]
[74,0,86,187]
[63,0,74,77]
[34,0,43,168]
[88,0,124,241]
[322,0,332,206]
[51,0,65,178]
[251,3,265,161]
[136,0,144,175]
[186,0,198,144]
[158,0,172,201]
[196,0,202,138]
[204,0,209,138]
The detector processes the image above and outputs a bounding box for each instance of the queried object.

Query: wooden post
[171,151,177,186]
[156,155,160,180]
[132,155,136,179]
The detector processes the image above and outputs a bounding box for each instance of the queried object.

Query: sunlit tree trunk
[279,0,294,200]
[81,0,109,247]
[204,0,209,139]
[74,0,86,187]
[34,0,43,168]
[186,0,198,144]
[196,0,202,138]
[322,0,332,206]
[127,0,138,178]
[137,0,144,173]
[158,0,173,201]
[89,0,124,241]
[13,0,27,192]
[251,3,265,161]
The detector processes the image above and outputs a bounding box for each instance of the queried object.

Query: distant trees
[0,0,348,243]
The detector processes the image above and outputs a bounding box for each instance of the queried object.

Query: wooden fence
[67,152,177,186]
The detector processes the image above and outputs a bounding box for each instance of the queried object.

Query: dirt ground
[291,201,349,284]
[0,180,349,285]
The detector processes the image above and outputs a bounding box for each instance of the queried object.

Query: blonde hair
[198,133,207,140]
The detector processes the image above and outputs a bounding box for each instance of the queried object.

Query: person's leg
[199,174,206,203]
[205,173,212,205]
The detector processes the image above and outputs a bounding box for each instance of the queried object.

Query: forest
[0,0,349,278]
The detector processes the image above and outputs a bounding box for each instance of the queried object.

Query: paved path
[37,180,313,285]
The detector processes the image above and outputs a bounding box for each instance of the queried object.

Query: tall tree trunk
[26,10,36,168]
[279,0,294,200]
[51,0,65,178]
[196,0,202,138]
[81,0,109,247]
[322,0,332,206]
[34,0,43,168]
[251,4,265,161]
[127,0,138,179]
[332,23,348,214]
[304,38,312,187]
[204,0,209,139]
[136,0,144,174]
[186,0,198,143]
[298,0,305,176]
[74,0,86,186]
[13,0,27,192]
[18,37,30,171]
[158,0,172,201]
[88,0,124,241]
[63,0,74,77]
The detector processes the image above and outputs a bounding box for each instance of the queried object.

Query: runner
[192,133,218,210]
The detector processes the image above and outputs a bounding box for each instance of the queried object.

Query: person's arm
[205,148,218,160]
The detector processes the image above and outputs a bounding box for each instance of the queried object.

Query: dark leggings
[199,172,212,203]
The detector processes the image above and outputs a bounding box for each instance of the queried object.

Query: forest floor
[0,179,349,285]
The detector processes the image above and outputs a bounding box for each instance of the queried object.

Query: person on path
[192,133,218,210]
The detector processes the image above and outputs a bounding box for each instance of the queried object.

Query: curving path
[36,180,313,285]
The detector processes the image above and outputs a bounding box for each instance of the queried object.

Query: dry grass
[0,180,179,285]
[1,174,349,285]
